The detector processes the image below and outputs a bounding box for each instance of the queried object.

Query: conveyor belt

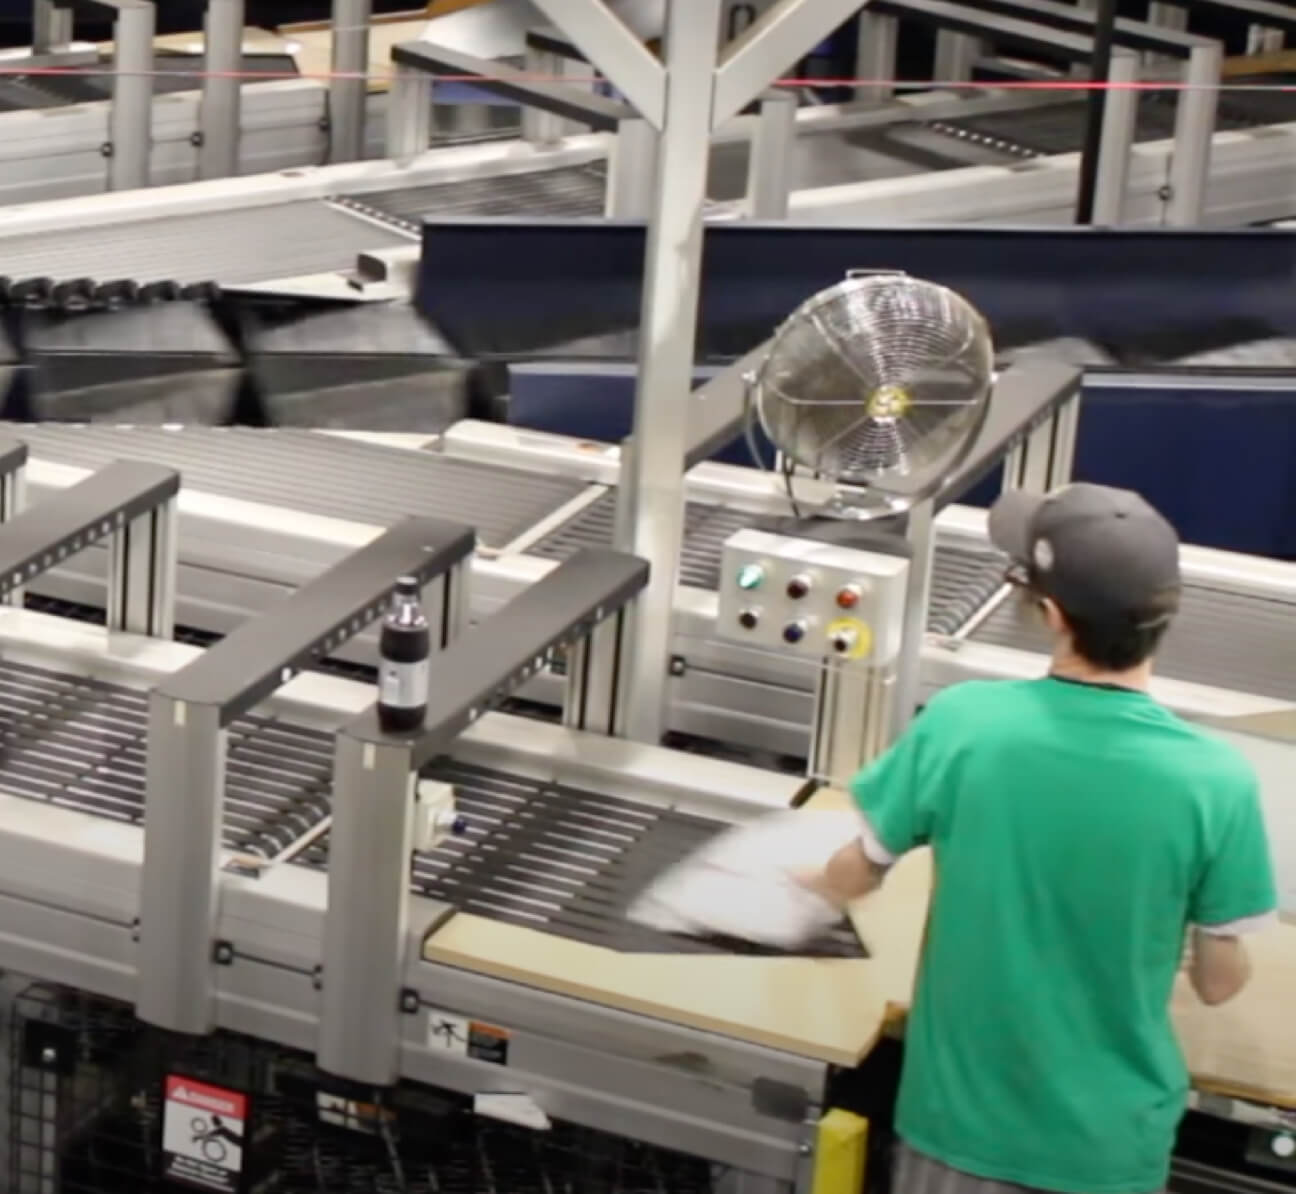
[0,655,859,959]
[0,202,412,287]
[297,760,863,958]
[972,583,1296,702]
[333,164,609,229]
[528,491,1011,635]
[10,425,584,551]
[0,658,331,859]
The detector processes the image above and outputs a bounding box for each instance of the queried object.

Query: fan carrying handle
[843,268,909,280]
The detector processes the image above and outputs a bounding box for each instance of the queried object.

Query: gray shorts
[892,1142,1164,1194]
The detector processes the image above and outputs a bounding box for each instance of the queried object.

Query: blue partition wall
[419,220,1296,559]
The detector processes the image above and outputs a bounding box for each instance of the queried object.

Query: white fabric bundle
[626,809,864,950]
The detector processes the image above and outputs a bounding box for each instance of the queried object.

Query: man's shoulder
[920,678,1038,721]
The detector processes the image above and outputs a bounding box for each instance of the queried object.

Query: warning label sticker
[162,1075,247,1193]
[427,1007,511,1066]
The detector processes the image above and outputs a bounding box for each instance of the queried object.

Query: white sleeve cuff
[1194,911,1278,937]
[856,811,897,868]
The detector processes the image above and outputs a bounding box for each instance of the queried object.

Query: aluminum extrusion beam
[329,0,371,163]
[199,0,245,180]
[938,362,1082,507]
[1145,0,1296,35]
[158,517,475,723]
[322,547,647,1084]
[617,0,722,745]
[529,0,667,130]
[389,41,633,132]
[713,0,870,128]
[0,458,175,600]
[749,89,797,218]
[345,548,649,770]
[137,516,474,1037]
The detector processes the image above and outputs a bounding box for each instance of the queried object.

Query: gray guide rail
[344,548,650,768]
[0,458,176,596]
[159,517,475,721]
[11,425,585,551]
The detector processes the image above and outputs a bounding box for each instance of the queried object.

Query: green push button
[737,563,765,591]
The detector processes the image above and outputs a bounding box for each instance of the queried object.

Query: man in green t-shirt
[806,483,1278,1194]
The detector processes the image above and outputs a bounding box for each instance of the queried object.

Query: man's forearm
[802,838,887,906]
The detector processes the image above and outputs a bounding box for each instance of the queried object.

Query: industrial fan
[746,269,995,519]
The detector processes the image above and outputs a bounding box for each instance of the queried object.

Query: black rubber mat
[528,491,1010,636]
[332,164,609,230]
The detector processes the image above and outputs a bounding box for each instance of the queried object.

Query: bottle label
[379,658,429,709]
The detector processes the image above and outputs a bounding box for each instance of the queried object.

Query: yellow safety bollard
[810,1108,870,1194]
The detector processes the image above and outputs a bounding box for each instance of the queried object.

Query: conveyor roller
[0,655,860,959]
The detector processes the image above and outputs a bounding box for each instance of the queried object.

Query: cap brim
[988,489,1044,562]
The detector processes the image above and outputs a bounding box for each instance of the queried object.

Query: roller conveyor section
[333,163,609,228]
[972,584,1296,702]
[11,424,585,552]
[528,490,1011,635]
[0,656,861,960]
[296,760,863,959]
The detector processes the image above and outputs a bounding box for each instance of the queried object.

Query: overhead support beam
[713,0,869,127]
[528,0,667,129]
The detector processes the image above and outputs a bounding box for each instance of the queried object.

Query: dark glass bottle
[377,575,430,733]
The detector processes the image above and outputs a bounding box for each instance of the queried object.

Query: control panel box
[717,528,910,665]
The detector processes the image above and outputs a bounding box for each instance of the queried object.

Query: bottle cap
[395,575,420,594]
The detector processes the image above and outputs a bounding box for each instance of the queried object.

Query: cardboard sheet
[424,787,1296,1106]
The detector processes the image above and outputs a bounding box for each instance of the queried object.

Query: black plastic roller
[94,279,141,310]
[180,280,222,304]
[51,277,97,313]
[9,277,55,309]
[139,280,182,304]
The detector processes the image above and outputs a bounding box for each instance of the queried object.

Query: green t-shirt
[849,676,1277,1194]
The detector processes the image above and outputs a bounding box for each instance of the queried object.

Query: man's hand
[797,838,887,908]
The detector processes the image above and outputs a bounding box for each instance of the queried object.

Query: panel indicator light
[836,585,862,610]
[786,574,812,599]
[738,609,759,630]
[782,620,808,645]
[736,564,765,591]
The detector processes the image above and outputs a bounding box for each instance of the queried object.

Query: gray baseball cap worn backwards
[988,483,1182,627]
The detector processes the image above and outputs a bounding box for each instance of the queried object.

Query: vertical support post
[892,500,935,735]
[136,697,226,1033]
[106,498,178,638]
[319,733,416,1085]
[1165,42,1221,227]
[1074,0,1117,224]
[199,0,244,180]
[522,45,566,144]
[386,61,432,159]
[329,0,372,163]
[562,613,627,737]
[1,465,26,608]
[933,32,981,84]
[32,0,73,53]
[747,89,796,219]
[854,12,899,103]
[606,116,658,218]
[615,0,723,745]
[107,2,155,191]
[1048,394,1082,489]
[1091,48,1139,225]
[810,662,894,787]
